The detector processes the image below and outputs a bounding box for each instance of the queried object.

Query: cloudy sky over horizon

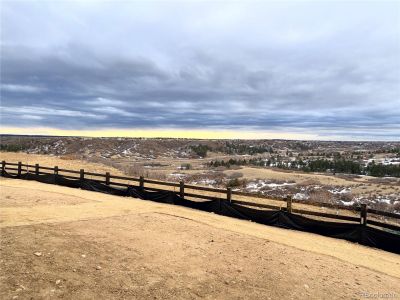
[1,0,399,140]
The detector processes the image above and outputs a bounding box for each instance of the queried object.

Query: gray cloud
[1,1,399,140]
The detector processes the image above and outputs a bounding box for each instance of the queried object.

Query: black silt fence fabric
[2,171,400,254]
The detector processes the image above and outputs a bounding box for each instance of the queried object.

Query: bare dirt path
[1,178,399,299]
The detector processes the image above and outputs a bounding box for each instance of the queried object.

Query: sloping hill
[1,178,399,299]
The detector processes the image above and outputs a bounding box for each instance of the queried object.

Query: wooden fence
[1,160,400,232]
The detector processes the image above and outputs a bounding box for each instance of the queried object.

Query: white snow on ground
[328,188,351,194]
[267,183,295,188]
[191,179,217,186]
[373,197,391,204]
[340,200,355,206]
[353,195,399,206]
[168,173,186,180]
[246,180,295,193]
[122,149,131,156]
[293,193,308,200]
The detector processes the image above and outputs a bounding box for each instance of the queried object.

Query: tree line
[0,144,29,152]
[208,158,400,177]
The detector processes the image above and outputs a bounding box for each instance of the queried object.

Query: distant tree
[0,144,28,152]
[190,145,210,157]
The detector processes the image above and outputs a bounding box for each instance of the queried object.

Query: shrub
[181,163,192,170]
[226,178,240,188]
[228,172,243,179]
[226,178,247,188]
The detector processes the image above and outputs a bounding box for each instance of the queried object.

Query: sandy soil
[0,178,399,300]
[0,152,124,176]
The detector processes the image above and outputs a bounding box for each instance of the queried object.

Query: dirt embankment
[0,152,125,175]
[1,178,399,299]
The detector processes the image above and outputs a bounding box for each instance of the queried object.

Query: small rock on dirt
[96,266,102,270]
[34,252,42,257]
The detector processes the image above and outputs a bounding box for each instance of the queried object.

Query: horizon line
[1,128,399,143]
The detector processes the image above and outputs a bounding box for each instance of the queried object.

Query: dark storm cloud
[1,1,399,140]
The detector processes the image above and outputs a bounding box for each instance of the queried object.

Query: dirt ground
[1,178,399,300]
[0,152,125,177]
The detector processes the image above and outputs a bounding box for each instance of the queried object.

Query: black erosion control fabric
[2,171,400,254]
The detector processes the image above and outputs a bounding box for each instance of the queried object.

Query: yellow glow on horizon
[0,126,319,140]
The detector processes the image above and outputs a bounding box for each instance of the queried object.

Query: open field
[1,177,400,299]
[224,167,361,185]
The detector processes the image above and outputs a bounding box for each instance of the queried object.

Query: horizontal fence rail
[1,161,400,232]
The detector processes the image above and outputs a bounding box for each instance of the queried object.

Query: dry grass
[224,167,353,186]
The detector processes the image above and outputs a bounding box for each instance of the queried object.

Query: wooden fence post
[105,172,110,185]
[54,166,59,182]
[1,161,5,176]
[140,176,144,190]
[35,164,39,175]
[17,161,22,177]
[227,187,232,204]
[80,169,85,181]
[360,204,367,225]
[286,195,292,213]
[180,181,185,199]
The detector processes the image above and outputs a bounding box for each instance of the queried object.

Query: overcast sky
[1,0,399,140]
